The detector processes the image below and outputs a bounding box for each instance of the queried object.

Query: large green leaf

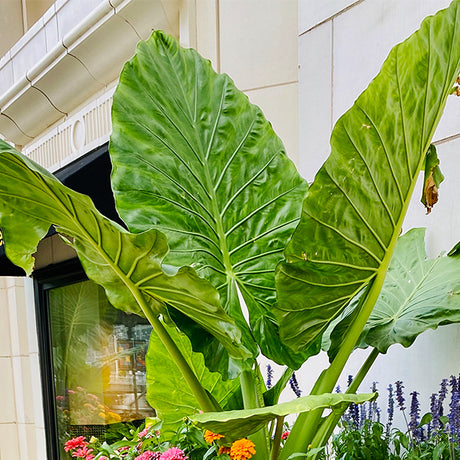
[191,392,376,440]
[146,322,241,438]
[110,31,309,373]
[275,1,460,353]
[356,228,460,353]
[0,141,250,363]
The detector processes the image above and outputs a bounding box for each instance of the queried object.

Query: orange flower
[204,430,224,444]
[230,438,256,460]
[218,446,231,455]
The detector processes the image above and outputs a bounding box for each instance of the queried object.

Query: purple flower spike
[450,375,458,395]
[387,384,394,436]
[430,393,439,434]
[347,375,353,387]
[289,372,302,398]
[409,391,421,441]
[395,381,406,411]
[266,364,273,389]
[438,378,449,417]
[448,389,460,444]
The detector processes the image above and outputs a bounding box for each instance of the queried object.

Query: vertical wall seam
[216,0,221,73]
[331,18,334,133]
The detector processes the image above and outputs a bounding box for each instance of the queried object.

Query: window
[35,260,155,459]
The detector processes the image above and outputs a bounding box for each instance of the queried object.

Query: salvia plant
[331,375,460,459]
[1,2,460,459]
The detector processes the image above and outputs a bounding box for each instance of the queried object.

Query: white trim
[0,0,180,146]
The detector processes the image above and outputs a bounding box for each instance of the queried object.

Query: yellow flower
[230,438,256,460]
[204,430,224,444]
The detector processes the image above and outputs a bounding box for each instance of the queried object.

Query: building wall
[0,277,46,459]
[297,0,460,415]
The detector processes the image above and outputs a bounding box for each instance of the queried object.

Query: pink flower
[138,427,151,438]
[135,452,161,460]
[281,430,290,440]
[64,436,88,452]
[71,446,94,459]
[159,447,188,460]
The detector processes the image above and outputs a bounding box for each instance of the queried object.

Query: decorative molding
[22,84,114,171]
[0,0,180,146]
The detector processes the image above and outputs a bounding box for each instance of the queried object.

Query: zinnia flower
[71,446,94,459]
[135,452,161,460]
[218,446,231,455]
[159,447,188,460]
[204,430,224,443]
[64,436,88,452]
[138,427,151,438]
[281,431,290,440]
[230,438,256,460]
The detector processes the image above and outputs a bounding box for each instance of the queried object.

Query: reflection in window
[49,280,155,456]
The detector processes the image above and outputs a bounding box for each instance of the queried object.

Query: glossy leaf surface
[357,228,460,352]
[0,141,249,362]
[192,392,376,440]
[146,323,241,437]
[110,31,308,373]
[275,1,460,353]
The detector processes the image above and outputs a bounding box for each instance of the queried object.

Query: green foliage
[331,420,460,460]
[146,322,242,437]
[191,393,377,440]
[0,1,459,459]
[357,228,460,352]
[110,30,309,377]
[332,420,395,460]
[0,139,249,365]
[326,228,460,359]
[275,0,460,356]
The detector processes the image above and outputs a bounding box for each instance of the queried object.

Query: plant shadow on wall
[1,1,460,459]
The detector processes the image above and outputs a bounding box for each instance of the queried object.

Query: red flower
[64,436,88,452]
[281,430,290,440]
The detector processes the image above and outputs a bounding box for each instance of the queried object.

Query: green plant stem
[279,269,388,460]
[309,348,380,455]
[67,215,219,414]
[240,368,270,459]
[271,416,285,460]
[137,295,217,413]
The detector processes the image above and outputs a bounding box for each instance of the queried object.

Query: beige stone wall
[0,0,54,58]
[0,0,24,57]
[0,277,46,459]
[194,0,299,164]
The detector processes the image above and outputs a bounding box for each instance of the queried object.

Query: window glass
[48,279,155,456]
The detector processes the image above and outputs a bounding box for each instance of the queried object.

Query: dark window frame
[34,258,87,460]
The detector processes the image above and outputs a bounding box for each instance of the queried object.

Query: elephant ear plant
[0,1,460,459]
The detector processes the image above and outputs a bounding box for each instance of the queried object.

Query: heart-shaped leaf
[275,1,460,354]
[110,31,309,375]
[358,228,460,352]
